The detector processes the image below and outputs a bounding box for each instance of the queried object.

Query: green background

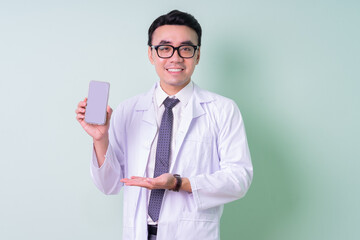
[0,0,359,239]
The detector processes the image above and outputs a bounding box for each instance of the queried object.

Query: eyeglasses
[151,45,199,59]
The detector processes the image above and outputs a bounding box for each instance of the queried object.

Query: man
[76,10,253,240]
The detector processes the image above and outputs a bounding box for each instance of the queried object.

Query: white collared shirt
[146,81,194,225]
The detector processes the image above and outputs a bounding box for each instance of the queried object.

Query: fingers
[76,113,85,123]
[75,98,88,122]
[121,177,155,189]
[75,99,86,113]
[130,176,143,179]
[75,108,86,117]
[77,98,87,108]
[122,176,150,182]
[76,110,85,122]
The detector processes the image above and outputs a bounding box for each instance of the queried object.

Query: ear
[148,46,155,65]
[196,47,201,65]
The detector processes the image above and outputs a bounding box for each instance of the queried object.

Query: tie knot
[163,97,180,109]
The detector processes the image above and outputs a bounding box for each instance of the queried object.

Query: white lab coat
[90,83,253,240]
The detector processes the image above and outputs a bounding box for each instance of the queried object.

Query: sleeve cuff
[91,144,116,170]
[189,175,202,210]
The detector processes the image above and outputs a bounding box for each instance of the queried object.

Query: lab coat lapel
[134,86,157,177]
[170,84,211,172]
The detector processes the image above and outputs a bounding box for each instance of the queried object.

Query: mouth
[166,68,184,73]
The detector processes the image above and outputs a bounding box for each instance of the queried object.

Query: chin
[168,78,190,87]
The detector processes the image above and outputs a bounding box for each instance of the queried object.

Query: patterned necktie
[148,97,180,222]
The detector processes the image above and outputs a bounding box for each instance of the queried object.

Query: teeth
[167,69,182,72]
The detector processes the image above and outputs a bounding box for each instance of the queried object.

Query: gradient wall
[0,1,359,239]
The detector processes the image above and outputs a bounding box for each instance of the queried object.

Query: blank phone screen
[85,81,110,125]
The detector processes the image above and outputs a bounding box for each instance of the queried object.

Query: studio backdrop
[0,1,359,239]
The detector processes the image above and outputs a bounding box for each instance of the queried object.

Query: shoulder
[194,84,239,111]
[193,84,244,131]
[114,87,154,113]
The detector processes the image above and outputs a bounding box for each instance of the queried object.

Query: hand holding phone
[75,81,112,166]
[75,80,112,140]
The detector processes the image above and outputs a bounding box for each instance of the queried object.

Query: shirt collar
[155,81,194,108]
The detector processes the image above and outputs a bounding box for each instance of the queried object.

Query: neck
[160,80,190,96]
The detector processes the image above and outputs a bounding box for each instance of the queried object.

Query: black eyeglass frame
[151,45,199,59]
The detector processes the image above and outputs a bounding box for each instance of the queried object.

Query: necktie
[148,97,180,222]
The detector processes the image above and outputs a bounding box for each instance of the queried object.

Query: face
[148,25,200,95]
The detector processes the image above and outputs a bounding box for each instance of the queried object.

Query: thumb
[106,106,113,124]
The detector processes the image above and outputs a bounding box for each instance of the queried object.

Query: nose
[170,49,184,62]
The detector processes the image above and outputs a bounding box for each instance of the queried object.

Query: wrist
[93,134,109,147]
[93,132,109,142]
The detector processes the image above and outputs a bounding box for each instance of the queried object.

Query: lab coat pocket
[179,131,216,175]
[175,211,219,240]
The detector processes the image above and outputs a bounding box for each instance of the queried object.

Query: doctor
[76,10,253,240]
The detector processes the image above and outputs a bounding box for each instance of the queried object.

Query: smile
[167,68,183,72]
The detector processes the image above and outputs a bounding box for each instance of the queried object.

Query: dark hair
[148,10,202,46]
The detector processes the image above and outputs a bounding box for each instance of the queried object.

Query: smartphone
[85,80,110,125]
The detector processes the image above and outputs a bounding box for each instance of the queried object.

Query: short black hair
[148,10,202,47]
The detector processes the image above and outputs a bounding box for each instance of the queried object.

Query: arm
[76,98,124,194]
[75,98,112,167]
[189,100,253,210]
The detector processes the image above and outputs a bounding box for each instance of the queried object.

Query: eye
[158,46,172,52]
[180,46,192,52]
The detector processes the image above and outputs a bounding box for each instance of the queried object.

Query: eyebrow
[159,40,172,45]
[158,40,196,45]
[180,40,196,45]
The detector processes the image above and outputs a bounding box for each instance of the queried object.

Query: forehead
[152,25,198,45]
